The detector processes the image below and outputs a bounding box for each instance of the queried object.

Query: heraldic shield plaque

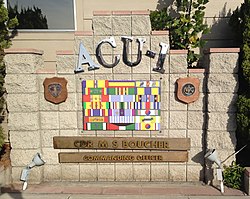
[43,77,68,104]
[176,77,200,104]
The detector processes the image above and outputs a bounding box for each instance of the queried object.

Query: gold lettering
[144,141,150,148]
[112,140,118,148]
[122,141,128,148]
[98,141,108,148]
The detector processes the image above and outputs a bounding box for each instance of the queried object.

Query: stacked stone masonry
[3,11,239,184]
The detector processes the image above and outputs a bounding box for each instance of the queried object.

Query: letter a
[75,42,99,73]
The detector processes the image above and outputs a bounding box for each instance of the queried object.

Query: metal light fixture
[205,149,224,193]
[20,153,46,191]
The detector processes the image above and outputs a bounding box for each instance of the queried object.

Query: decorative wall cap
[56,50,74,55]
[131,10,150,15]
[151,31,169,35]
[93,11,112,16]
[93,10,150,16]
[74,31,93,36]
[188,68,205,73]
[204,48,240,54]
[4,48,44,55]
[245,167,250,176]
[112,11,132,15]
[169,49,188,54]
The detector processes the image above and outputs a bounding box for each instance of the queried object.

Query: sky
[8,0,75,29]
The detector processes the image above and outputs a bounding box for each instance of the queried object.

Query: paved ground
[1,182,249,199]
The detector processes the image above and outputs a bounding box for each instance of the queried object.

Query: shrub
[150,0,210,67]
[223,161,245,190]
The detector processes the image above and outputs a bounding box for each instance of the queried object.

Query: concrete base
[244,167,250,195]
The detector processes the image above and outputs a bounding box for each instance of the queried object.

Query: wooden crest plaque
[176,77,200,104]
[43,77,68,104]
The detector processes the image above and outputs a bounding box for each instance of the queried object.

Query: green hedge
[230,0,250,166]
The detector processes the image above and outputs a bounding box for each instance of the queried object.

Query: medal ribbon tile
[82,80,161,130]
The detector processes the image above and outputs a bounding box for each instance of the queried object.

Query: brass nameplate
[53,137,190,151]
[58,151,188,163]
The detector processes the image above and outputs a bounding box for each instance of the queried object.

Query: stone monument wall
[3,11,239,184]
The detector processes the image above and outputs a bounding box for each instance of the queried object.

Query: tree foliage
[8,4,48,29]
[150,0,210,67]
[229,0,250,166]
[0,0,18,148]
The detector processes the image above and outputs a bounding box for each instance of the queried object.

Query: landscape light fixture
[205,149,224,193]
[20,153,46,191]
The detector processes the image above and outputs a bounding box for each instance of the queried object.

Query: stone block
[59,112,77,130]
[169,164,187,181]
[41,130,59,147]
[169,92,187,111]
[133,130,150,137]
[42,148,60,165]
[244,167,250,195]
[39,93,59,111]
[132,15,151,35]
[151,163,168,181]
[60,129,78,136]
[56,55,76,74]
[113,73,132,80]
[161,92,169,111]
[94,73,114,80]
[131,56,150,74]
[61,164,80,181]
[131,36,150,55]
[207,74,238,93]
[7,93,39,112]
[44,165,61,181]
[151,55,169,75]
[208,93,237,112]
[161,111,169,130]
[207,131,236,150]
[115,163,133,181]
[40,112,59,130]
[94,36,113,55]
[93,16,112,36]
[94,56,113,74]
[77,111,83,129]
[209,53,239,74]
[150,73,169,92]
[57,74,76,93]
[112,16,131,35]
[8,113,39,131]
[187,165,204,181]
[188,130,203,148]
[188,93,205,111]
[170,54,188,74]
[11,166,23,183]
[132,73,150,80]
[97,163,115,181]
[75,74,95,93]
[189,148,204,165]
[75,36,94,54]
[5,74,38,93]
[169,74,188,92]
[27,166,43,184]
[10,131,40,149]
[10,149,41,167]
[59,93,77,111]
[80,164,97,181]
[150,35,169,53]
[169,130,186,138]
[169,111,187,130]
[188,111,205,130]
[113,60,132,74]
[5,54,44,74]
[207,113,236,131]
[133,163,150,181]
